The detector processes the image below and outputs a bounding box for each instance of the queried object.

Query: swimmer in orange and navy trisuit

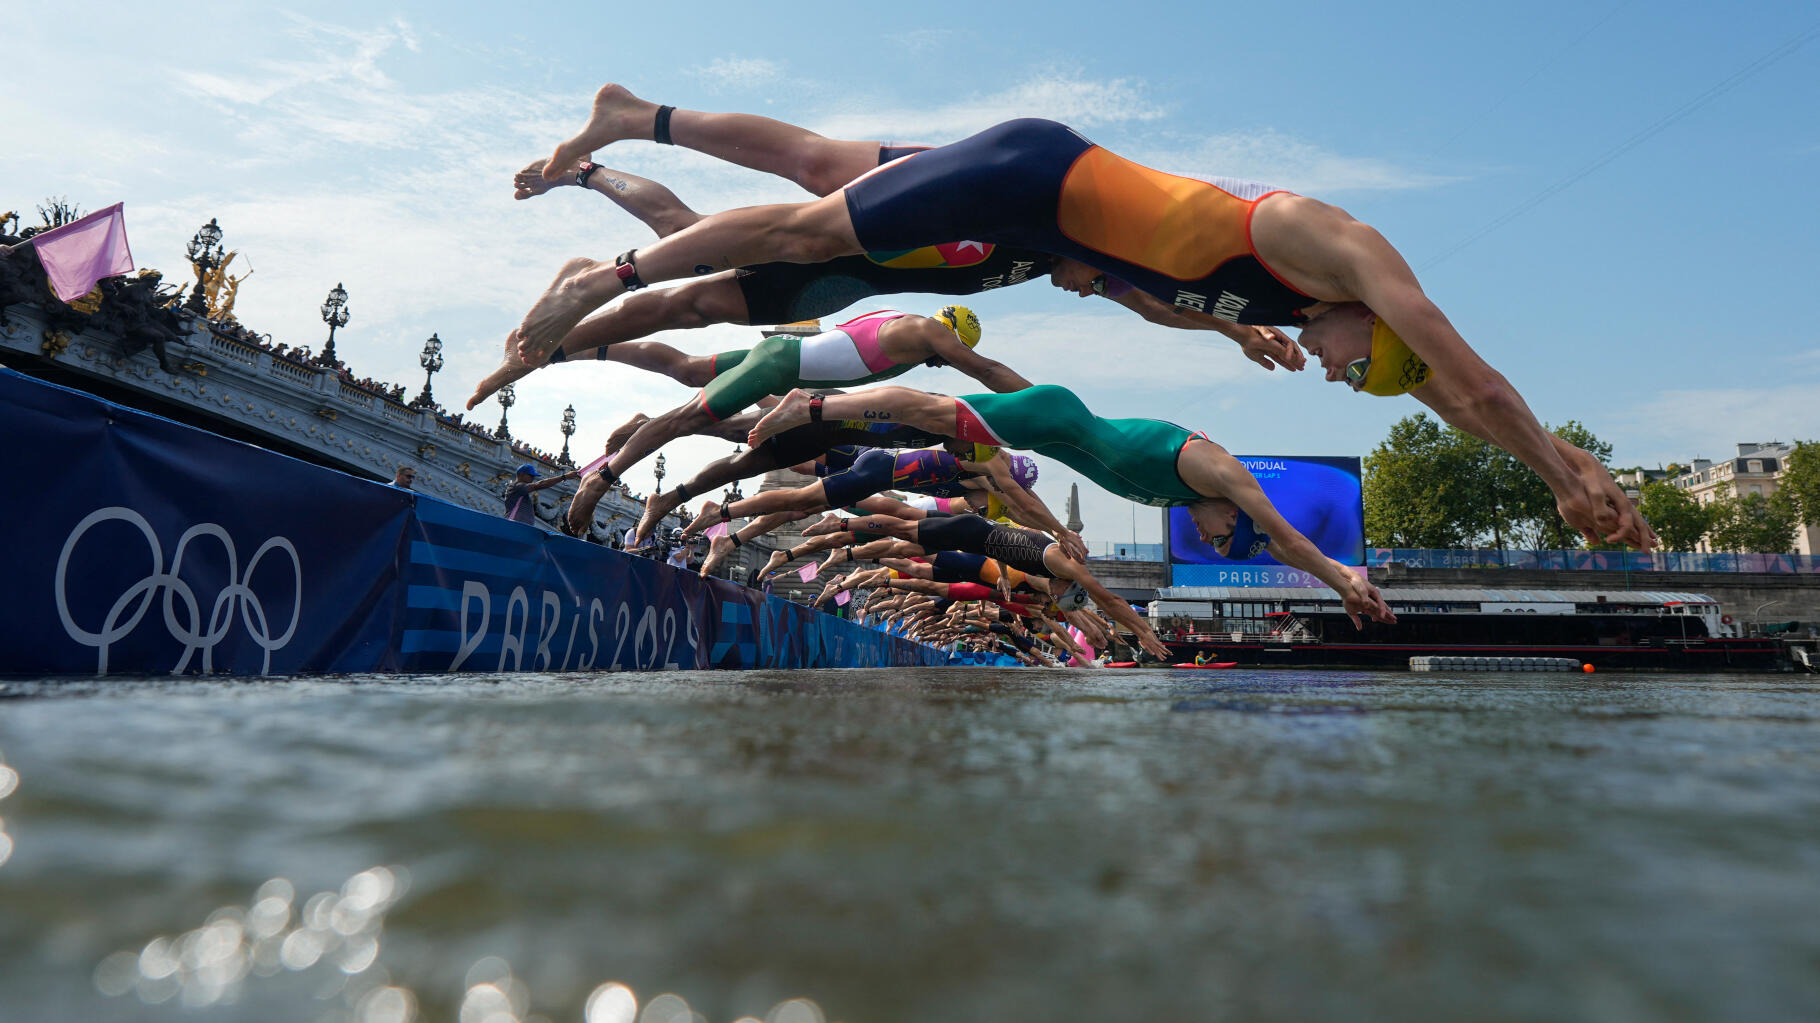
[501,84,1656,554]
[467,94,1302,411]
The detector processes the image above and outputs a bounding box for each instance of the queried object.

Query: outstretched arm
[963,456,1086,561]
[923,325,1034,393]
[1412,383,1656,550]
[1109,290,1304,371]
[1187,446,1395,628]
[1038,551,1170,659]
[1320,220,1622,546]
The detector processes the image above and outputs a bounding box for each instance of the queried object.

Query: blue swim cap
[516,463,538,478]
[1227,511,1270,560]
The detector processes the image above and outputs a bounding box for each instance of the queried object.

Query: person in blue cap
[502,462,578,525]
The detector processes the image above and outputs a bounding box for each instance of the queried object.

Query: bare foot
[755,548,791,583]
[698,533,736,578]
[683,499,731,537]
[515,256,618,362]
[605,412,650,454]
[468,332,536,410]
[514,159,565,201]
[638,489,683,543]
[567,471,612,534]
[544,83,658,181]
[747,388,815,447]
[801,512,847,537]
[820,549,849,572]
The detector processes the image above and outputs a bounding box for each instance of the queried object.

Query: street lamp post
[414,333,443,408]
[654,452,666,494]
[183,218,223,317]
[728,445,743,500]
[317,283,350,366]
[495,382,514,439]
[559,405,576,466]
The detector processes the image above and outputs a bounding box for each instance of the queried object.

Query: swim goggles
[1090,275,1108,296]
[1344,357,1371,391]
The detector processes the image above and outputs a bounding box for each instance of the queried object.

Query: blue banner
[0,369,991,676]
[1167,455,1365,587]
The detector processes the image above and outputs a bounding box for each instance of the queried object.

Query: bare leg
[515,159,705,237]
[541,83,890,197]
[749,386,959,447]
[643,441,782,541]
[511,195,861,360]
[699,511,800,578]
[684,481,828,535]
[561,414,647,534]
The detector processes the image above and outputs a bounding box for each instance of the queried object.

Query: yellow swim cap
[1353,318,1432,396]
[936,305,982,349]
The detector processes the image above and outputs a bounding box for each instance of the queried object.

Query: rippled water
[1,668,1818,1022]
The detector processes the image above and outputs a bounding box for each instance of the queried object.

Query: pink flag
[579,453,612,476]
[705,522,729,539]
[31,203,134,302]
[835,589,851,606]
[797,562,820,583]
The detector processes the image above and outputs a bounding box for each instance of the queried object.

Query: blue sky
[8,2,1817,542]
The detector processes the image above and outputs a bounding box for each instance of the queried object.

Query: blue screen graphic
[1167,455,1363,587]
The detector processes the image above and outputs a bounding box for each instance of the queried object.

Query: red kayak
[1103,661,1239,669]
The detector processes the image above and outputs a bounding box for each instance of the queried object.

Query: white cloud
[811,71,1166,141]
[691,57,784,90]
[1614,384,1820,466]
[1135,131,1458,195]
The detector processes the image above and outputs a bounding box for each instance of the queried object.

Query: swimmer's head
[1049,256,1101,297]
[1007,455,1039,490]
[1297,303,1430,396]
[1187,498,1272,559]
[935,305,982,349]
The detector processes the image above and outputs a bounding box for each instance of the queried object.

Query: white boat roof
[1156,587,1721,604]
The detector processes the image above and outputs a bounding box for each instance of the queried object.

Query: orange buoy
[1582,663,1595,673]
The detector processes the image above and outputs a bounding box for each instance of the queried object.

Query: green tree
[1779,440,1820,527]
[1707,490,1799,553]
[1636,481,1712,551]
[1363,414,1485,547]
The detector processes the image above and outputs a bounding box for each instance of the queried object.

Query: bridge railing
[1368,548,1820,574]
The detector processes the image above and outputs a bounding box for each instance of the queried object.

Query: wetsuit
[820,447,974,508]
[759,418,952,470]
[697,310,912,420]
[928,551,1033,592]
[949,384,1206,508]
[733,144,1056,323]
[844,118,1319,324]
[914,514,1057,578]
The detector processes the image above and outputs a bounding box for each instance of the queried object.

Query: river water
[1,668,1816,1022]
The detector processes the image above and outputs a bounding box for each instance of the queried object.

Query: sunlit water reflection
[1,668,1818,1021]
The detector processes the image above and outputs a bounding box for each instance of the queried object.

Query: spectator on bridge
[504,462,575,525]
[391,466,416,490]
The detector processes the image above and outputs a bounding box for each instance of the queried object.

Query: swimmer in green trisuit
[747,383,1395,628]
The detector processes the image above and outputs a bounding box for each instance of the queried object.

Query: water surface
[1,668,1816,1022]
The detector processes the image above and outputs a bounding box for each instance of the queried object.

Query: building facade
[1655,443,1819,555]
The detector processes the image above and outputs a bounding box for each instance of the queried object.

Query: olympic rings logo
[55,507,302,675]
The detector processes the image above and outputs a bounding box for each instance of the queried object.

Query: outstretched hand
[1338,569,1396,629]
[1237,325,1305,372]
[1057,528,1090,564]
[1138,631,1172,661]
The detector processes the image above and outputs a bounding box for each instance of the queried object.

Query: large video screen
[1167,455,1364,587]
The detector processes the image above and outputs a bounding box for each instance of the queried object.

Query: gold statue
[216,263,253,322]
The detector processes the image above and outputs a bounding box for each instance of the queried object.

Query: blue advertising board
[0,369,1007,676]
[1167,455,1364,587]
